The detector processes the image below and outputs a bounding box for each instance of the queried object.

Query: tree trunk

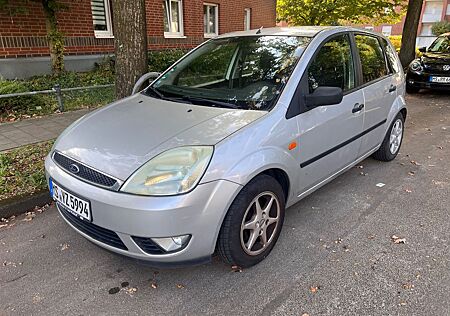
[399,0,424,68]
[42,0,65,75]
[112,0,148,99]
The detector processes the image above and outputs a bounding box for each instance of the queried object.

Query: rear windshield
[148,35,311,111]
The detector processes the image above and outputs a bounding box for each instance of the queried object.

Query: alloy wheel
[389,119,403,154]
[240,191,281,256]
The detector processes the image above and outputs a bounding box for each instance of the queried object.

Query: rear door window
[381,38,401,74]
[355,34,389,83]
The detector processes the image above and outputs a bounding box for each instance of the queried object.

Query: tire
[217,174,285,268]
[406,84,420,94]
[372,112,404,162]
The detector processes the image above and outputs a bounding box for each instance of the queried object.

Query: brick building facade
[0,0,276,78]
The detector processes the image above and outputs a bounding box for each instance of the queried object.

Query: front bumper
[406,71,450,90]
[45,154,242,264]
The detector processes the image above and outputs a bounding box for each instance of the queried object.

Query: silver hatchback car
[45,26,406,268]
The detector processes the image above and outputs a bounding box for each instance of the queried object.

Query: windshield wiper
[181,96,239,109]
[145,86,166,99]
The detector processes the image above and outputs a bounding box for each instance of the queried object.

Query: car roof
[215,26,379,39]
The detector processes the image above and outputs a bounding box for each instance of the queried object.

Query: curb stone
[0,191,52,219]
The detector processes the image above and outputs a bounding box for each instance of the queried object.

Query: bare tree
[399,0,424,68]
[111,0,148,99]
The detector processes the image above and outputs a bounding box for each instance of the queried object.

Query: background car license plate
[50,179,91,221]
[430,76,450,83]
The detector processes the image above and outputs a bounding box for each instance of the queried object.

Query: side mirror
[305,86,343,108]
[418,46,427,53]
[132,72,161,94]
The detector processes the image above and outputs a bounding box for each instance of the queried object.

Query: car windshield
[148,35,310,111]
[428,35,450,53]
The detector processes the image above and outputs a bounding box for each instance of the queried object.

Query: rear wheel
[217,174,285,268]
[372,112,404,162]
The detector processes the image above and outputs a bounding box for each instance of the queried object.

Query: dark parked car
[406,33,450,93]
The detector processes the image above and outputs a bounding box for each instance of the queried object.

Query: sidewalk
[0,109,90,152]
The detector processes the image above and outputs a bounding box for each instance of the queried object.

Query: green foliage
[148,49,187,72]
[277,0,404,26]
[0,69,115,122]
[0,80,47,116]
[0,141,54,201]
[431,21,450,36]
[389,35,402,52]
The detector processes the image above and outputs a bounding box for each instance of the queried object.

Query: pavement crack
[5,273,28,283]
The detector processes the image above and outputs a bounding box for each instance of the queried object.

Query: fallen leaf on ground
[125,287,137,295]
[405,189,412,193]
[376,183,385,188]
[108,287,120,294]
[60,243,69,251]
[437,146,443,150]
[410,160,421,166]
[176,284,185,289]
[335,238,343,244]
[391,235,406,244]
[150,282,158,289]
[121,281,129,288]
[408,171,415,176]
[310,286,320,293]
[302,313,310,316]
[402,282,414,290]
[0,224,8,229]
[231,265,243,272]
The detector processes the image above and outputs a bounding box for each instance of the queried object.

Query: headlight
[120,146,213,196]
[409,59,423,72]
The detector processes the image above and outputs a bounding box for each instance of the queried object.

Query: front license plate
[430,76,450,84]
[50,179,91,221]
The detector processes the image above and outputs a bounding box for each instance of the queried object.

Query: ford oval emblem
[69,163,80,174]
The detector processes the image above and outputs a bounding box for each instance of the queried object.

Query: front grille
[424,64,450,74]
[58,204,128,251]
[53,151,118,188]
[132,236,165,254]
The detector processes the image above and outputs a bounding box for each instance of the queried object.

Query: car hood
[421,52,450,64]
[54,94,266,180]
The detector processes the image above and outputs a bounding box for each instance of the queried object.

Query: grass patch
[0,141,53,201]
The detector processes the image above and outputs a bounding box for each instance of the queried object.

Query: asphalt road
[1,91,449,316]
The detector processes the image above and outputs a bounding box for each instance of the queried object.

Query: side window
[308,34,356,93]
[381,38,401,74]
[355,35,388,83]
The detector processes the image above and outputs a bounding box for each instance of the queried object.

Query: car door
[290,33,365,196]
[354,34,398,156]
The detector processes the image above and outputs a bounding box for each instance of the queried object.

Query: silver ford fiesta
[45,26,406,268]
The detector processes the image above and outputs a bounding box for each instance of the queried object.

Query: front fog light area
[152,235,191,252]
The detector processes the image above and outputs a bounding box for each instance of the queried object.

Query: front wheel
[217,174,285,268]
[372,112,404,161]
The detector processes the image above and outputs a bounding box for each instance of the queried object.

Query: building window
[164,0,184,37]
[91,0,113,38]
[381,25,392,36]
[420,23,434,36]
[204,3,218,37]
[244,8,251,30]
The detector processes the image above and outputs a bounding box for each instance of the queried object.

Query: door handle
[352,103,364,113]
[388,85,397,93]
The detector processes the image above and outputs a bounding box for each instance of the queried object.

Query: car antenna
[256,26,263,34]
